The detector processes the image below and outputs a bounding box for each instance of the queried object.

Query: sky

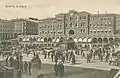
[0,0,120,19]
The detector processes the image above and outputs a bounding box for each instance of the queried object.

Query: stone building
[12,18,38,38]
[0,19,14,40]
[18,10,120,49]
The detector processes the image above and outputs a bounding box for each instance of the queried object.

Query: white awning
[26,38,29,41]
[37,38,41,42]
[88,38,92,42]
[74,38,78,42]
[52,38,56,42]
[78,38,82,42]
[41,38,44,42]
[56,38,60,42]
[23,38,26,41]
[83,38,87,42]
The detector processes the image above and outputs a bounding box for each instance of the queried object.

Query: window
[81,23,82,26]
[83,29,85,32]
[60,25,62,28]
[94,31,96,33]
[105,23,107,26]
[108,18,111,20]
[109,23,112,26]
[89,24,91,26]
[97,23,99,26]
[104,30,107,33]
[97,30,100,33]
[81,29,82,32]
[66,24,67,27]
[83,16,86,19]
[100,18,103,20]
[101,24,103,26]
[70,23,72,27]
[75,23,77,27]
[70,17,72,20]
[80,17,81,20]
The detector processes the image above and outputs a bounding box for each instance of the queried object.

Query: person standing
[55,55,58,64]
[51,52,54,62]
[44,51,47,59]
[61,55,65,63]
[87,53,90,63]
[65,50,69,62]
[24,62,28,75]
[54,63,58,76]
[58,62,64,77]
[28,62,32,75]
[48,52,50,58]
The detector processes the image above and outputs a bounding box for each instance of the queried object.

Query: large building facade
[12,18,38,38]
[0,19,15,40]
[18,10,120,49]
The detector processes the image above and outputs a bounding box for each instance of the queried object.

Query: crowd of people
[0,43,120,78]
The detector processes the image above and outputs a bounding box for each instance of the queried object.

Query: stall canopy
[74,38,78,42]
[52,38,56,42]
[37,38,41,42]
[88,38,92,42]
[83,38,87,42]
[41,38,44,42]
[78,38,82,42]
[56,38,60,42]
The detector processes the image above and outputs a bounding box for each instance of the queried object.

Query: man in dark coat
[28,62,32,75]
[55,55,58,64]
[24,62,28,74]
[44,51,47,59]
[51,52,54,62]
[58,62,64,77]
[54,63,58,76]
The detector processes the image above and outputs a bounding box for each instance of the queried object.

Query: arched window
[69,30,74,35]
[44,38,47,42]
[92,38,97,43]
[19,38,23,42]
[98,38,102,43]
[48,37,52,42]
[103,38,108,43]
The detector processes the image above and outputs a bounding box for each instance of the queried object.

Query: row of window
[90,17,112,21]
[0,25,13,28]
[0,30,14,32]
[80,29,86,33]
[39,31,63,34]
[90,22,112,27]
[90,30,112,33]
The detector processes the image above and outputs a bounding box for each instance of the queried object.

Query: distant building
[0,19,14,40]
[18,10,120,49]
[12,18,38,37]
